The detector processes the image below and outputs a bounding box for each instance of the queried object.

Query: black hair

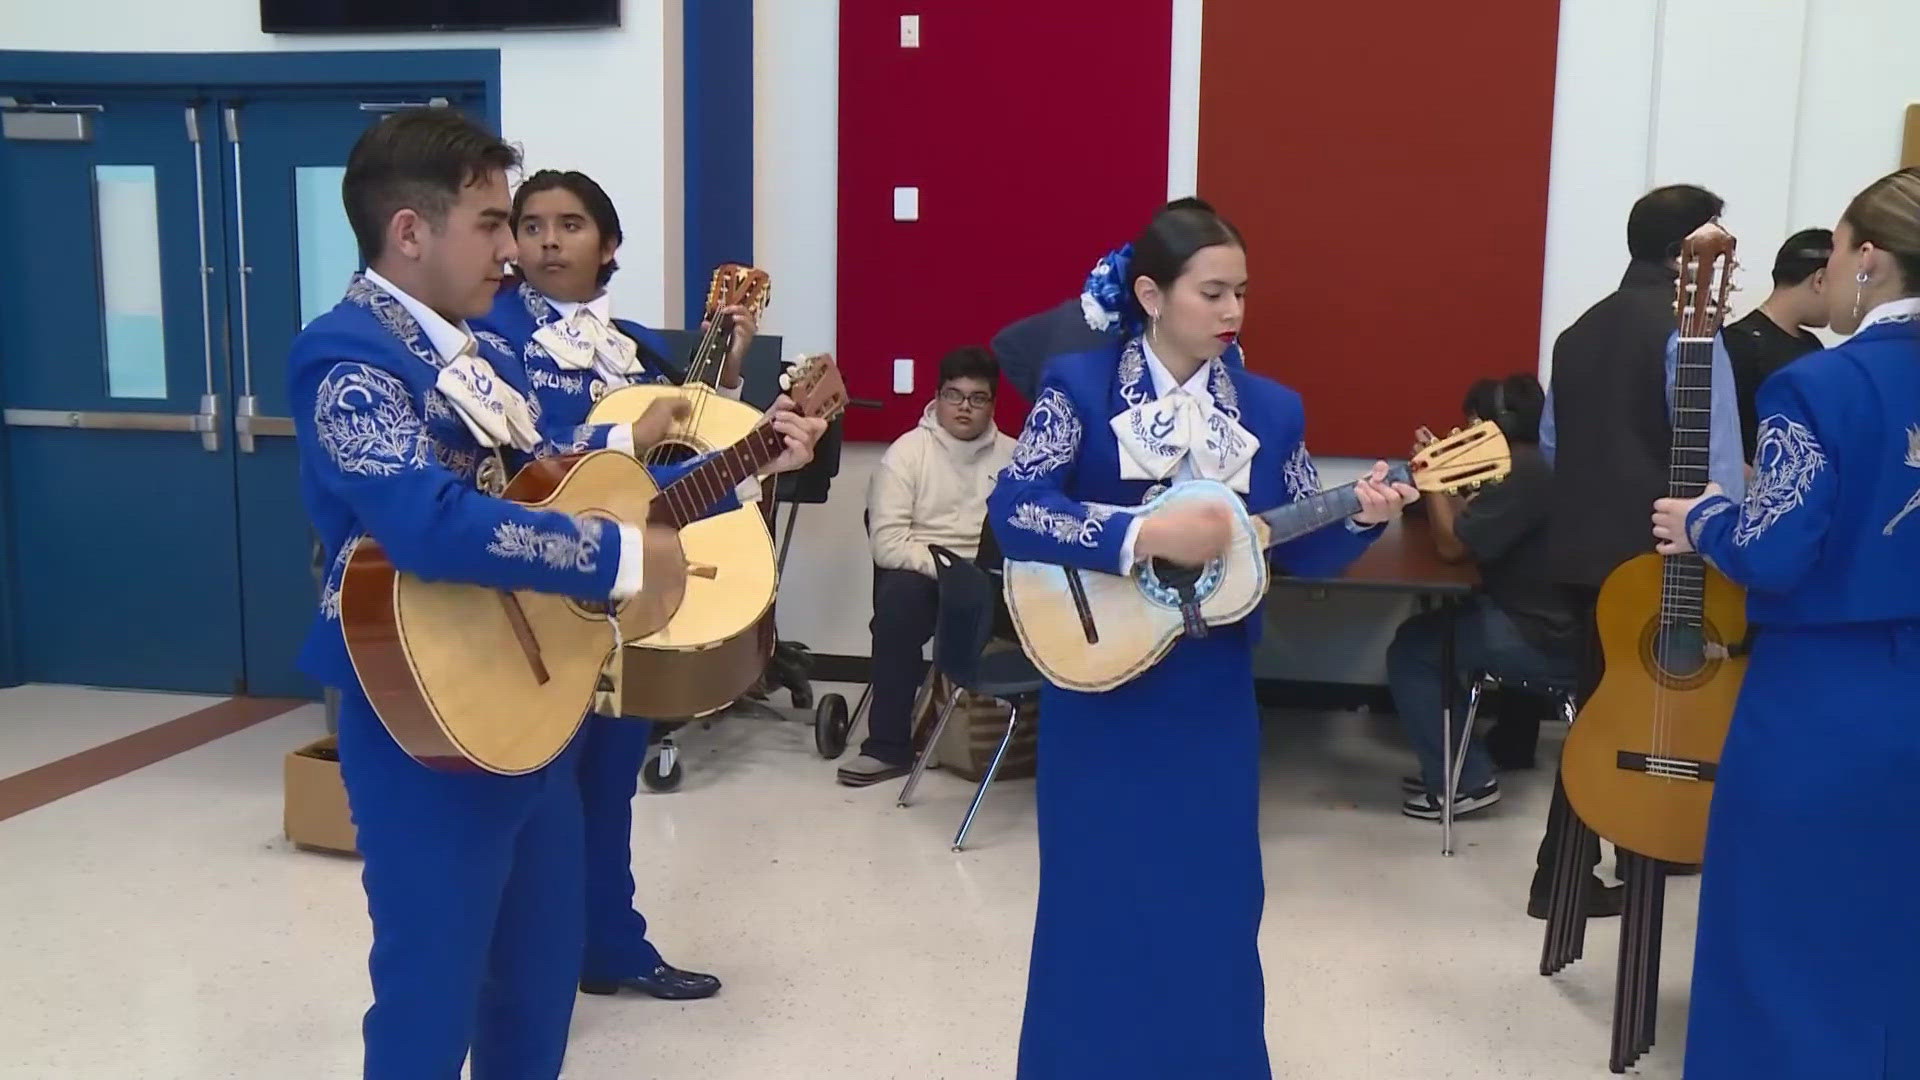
[1626,184,1725,263]
[938,345,999,388]
[1843,168,1920,292]
[342,108,519,265]
[512,169,624,287]
[1771,227,1833,286]
[1462,373,1545,445]
[1130,197,1245,297]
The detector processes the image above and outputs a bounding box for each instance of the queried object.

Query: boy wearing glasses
[839,346,1015,786]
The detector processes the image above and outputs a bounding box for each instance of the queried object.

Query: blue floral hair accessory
[1080,243,1139,335]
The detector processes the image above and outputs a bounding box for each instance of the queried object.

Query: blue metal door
[0,92,245,692]
[0,86,484,695]
[218,91,481,698]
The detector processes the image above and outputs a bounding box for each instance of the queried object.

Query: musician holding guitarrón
[291,111,817,1079]
[471,168,785,1003]
[1652,168,1920,1080]
[988,200,1416,1080]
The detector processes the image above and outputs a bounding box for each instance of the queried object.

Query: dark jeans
[1534,585,1606,890]
[1388,596,1578,799]
[860,569,939,767]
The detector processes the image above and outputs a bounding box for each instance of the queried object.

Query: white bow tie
[1109,390,1260,493]
[434,337,541,452]
[534,308,642,380]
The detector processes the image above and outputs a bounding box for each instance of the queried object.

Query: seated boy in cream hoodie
[839,346,1016,786]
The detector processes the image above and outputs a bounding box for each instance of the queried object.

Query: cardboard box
[285,736,359,856]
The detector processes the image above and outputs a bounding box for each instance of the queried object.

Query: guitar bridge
[1615,751,1717,783]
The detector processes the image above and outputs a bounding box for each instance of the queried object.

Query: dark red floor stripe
[0,696,305,823]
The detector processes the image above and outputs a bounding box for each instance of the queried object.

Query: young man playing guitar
[473,168,818,1001]
[290,110,818,1078]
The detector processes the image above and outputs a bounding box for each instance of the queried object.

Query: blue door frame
[0,50,499,692]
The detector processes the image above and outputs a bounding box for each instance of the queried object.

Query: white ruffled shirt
[1115,342,1236,571]
[542,292,745,400]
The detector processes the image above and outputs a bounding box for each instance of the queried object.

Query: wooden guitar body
[621,611,776,719]
[1561,553,1748,865]
[341,451,685,774]
[1003,481,1270,693]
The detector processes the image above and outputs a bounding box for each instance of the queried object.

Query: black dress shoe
[580,963,723,1001]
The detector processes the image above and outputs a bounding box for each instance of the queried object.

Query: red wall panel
[1198,0,1560,457]
[837,2,1173,441]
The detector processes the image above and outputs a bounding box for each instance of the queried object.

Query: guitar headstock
[776,353,849,423]
[1408,419,1512,494]
[704,264,773,322]
[1675,222,1738,337]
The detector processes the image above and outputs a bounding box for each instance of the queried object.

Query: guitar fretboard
[1254,463,1414,548]
[1664,334,1716,630]
[648,424,785,529]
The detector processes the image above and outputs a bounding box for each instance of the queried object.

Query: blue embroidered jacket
[291,275,705,691]
[473,280,677,431]
[1684,316,1920,627]
[989,337,1379,643]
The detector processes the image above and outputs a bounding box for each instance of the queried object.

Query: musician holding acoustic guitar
[989,200,1419,1080]
[471,169,772,1003]
[292,110,821,1080]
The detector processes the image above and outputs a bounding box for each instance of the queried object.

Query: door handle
[358,98,449,112]
[236,395,295,450]
[223,106,258,425]
[186,103,220,453]
[5,407,218,434]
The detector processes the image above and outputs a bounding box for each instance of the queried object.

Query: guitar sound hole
[641,440,701,467]
[1652,622,1709,680]
[1149,558,1203,599]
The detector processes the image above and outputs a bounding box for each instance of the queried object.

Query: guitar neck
[681,313,734,389]
[1253,463,1412,548]
[648,423,783,529]
[1663,334,1719,629]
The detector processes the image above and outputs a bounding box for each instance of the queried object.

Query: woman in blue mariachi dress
[989,200,1418,1079]
[1654,169,1920,1079]
[473,170,764,1002]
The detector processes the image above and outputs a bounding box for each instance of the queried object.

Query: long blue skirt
[1684,622,1920,1079]
[1017,626,1270,1079]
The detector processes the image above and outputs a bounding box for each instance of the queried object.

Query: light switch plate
[893,359,914,395]
[900,14,920,48]
[892,186,919,221]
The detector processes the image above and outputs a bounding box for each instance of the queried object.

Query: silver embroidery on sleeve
[1882,424,1920,536]
[485,516,605,574]
[1282,443,1322,501]
[1737,414,1827,546]
[1007,501,1122,548]
[1006,386,1083,482]
[314,363,429,477]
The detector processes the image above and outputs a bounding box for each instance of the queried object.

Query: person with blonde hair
[1652,168,1920,1078]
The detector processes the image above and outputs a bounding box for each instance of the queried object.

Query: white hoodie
[867,401,1016,578]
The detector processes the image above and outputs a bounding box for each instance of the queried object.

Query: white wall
[4,0,681,329]
[23,1,1920,678]
[1538,0,1920,372]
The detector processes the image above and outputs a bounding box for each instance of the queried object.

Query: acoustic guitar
[588,265,783,718]
[1561,223,1747,866]
[340,354,846,774]
[1003,422,1511,693]
[597,351,847,718]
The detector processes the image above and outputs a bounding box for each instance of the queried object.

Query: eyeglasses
[939,388,994,408]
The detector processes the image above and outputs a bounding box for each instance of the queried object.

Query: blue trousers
[579,712,666,980]
[335,687,585,1080]
[1386,597,1576,798]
